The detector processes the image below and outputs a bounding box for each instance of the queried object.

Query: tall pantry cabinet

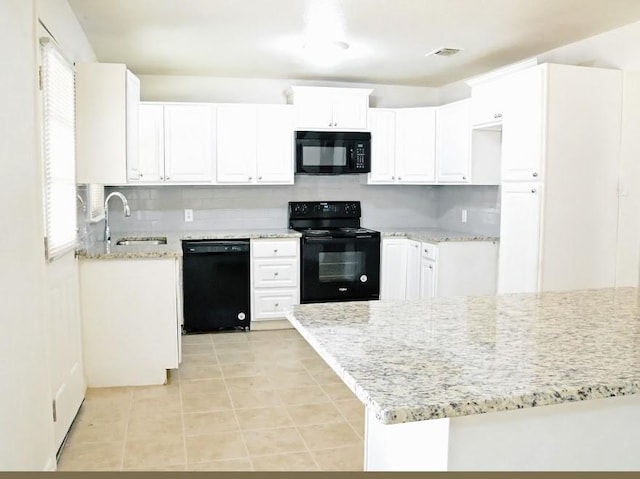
[496,63,622,293]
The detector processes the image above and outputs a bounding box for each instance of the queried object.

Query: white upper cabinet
[288,86,371,130]
[470,77,507,127]
[163,104,216,183]
[501,66,545,182]
[216,104,258,183]
[255,105,294,184]
[76,62,140,185]
[436,99,471,183]
[368,108,397,183]
[216,104,294,184]
[136,103,164,182]
[395,108,436,183]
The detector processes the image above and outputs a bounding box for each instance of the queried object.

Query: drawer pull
[275,303,279,308]
[274,272,279,276]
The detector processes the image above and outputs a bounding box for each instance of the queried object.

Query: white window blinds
[87,183,105,222]
[41,39,77,260]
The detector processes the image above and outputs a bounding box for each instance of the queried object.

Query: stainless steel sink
[115,237,167,246]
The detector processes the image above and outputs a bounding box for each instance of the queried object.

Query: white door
[405,240,421,300]
[380,239,408,300]
[497,182,543,293]
[368,109,396,183]
[136,103,164,182]
[436,99,471,183]
[501,66,545,182]
[217,104,257,183]
[470,77,507,127]
[164,104,215,182]
[396,108,436,183]
[420,258,436,299]
[46,253,85,450]
[256,105,294,184]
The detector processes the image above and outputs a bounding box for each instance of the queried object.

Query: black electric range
[289,201,380,304]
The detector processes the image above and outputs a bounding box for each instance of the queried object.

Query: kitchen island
[287,288,640,471]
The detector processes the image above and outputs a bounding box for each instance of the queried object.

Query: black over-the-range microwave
[295,130,371,174]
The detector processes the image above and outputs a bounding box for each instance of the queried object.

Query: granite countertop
[287,287,640,425]
[77,229,301,259]
[379,227,498,243]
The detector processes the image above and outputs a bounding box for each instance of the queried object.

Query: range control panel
[289,201,361,219]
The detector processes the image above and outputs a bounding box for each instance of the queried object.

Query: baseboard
[251,319,293,331]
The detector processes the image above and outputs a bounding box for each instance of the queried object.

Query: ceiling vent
[427,47,462,57]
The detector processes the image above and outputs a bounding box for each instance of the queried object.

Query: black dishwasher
[182,240,251,332]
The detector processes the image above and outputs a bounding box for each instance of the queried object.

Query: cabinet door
[405,240,421,299]
[125,70,141,181]
[501,66,545,182]
[396,108,436,183]
[216,104,257,183]
[368,109,397,183]
[420,258,436,299]
[471,77,506,126]
[256,105,294,184]
[497,182,542,294]
[136,103,165,182]
[331,93,369,129]
[164,104,215,182]
[380,239,408,300]
[437,99,471,183]
[295,92,334,129]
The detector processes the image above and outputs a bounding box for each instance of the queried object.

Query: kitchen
[4,0,640,472]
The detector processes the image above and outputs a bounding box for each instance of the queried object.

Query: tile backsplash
[101,177,500,236]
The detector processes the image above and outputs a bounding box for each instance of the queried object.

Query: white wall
[139,74,441,107]
[0,0,54,470]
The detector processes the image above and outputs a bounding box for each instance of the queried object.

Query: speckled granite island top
[379,227,498,243]
[77,229,301,259]
[287,287,640,425]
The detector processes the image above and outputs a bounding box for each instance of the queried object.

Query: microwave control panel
[354,142,367,170]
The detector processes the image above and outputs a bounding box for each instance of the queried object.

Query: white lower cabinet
[381,237,498,300]
[251,238,300,321]
[79,258,181,387]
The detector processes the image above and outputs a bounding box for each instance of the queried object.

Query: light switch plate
[184,209,193,222]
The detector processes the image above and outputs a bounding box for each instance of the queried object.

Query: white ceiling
[67,0,640,87]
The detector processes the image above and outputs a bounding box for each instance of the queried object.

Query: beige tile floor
[57,328,365,471]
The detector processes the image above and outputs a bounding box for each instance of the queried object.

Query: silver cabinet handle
[428,265,433,270]
[139,173,143,178]
[258,176,262,180]
[532,172,538,177]
[274,249,278,254]
[462,176,466,180]
[494,113,503,119]
[398,177,402,180]
[166,176,170,180]
[391,176,395,180]
[274,272,279,276]
[248,176,252,181]
[531,188,537,193]
[275,303,279,308]
[160,176,165,180]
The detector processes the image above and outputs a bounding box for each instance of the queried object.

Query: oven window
[318,251,364,282]
[303,145,347,167]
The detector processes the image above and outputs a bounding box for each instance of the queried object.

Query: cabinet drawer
[253,259,297,287]
[252,239,298,258]
[253,289,298,320]
[421,242,438,260]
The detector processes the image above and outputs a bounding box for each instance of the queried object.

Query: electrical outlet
[461,209,468,223]
[184,209,193,222]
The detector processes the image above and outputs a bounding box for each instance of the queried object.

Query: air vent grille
[427,47,462,57]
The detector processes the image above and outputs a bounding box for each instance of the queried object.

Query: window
[41,38,76,260]
[87,183,105,222]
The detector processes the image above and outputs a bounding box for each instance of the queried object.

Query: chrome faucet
[104,191,131,244]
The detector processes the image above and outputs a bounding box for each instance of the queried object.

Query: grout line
[119,388,134,471]
[216,333,255,471]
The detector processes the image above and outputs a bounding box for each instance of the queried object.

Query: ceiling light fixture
[302,39,350,67]
[426,47,463,57]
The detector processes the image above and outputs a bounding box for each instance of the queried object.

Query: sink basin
[115,237,167,246]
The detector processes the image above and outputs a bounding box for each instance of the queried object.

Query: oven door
[301,236,380,303]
